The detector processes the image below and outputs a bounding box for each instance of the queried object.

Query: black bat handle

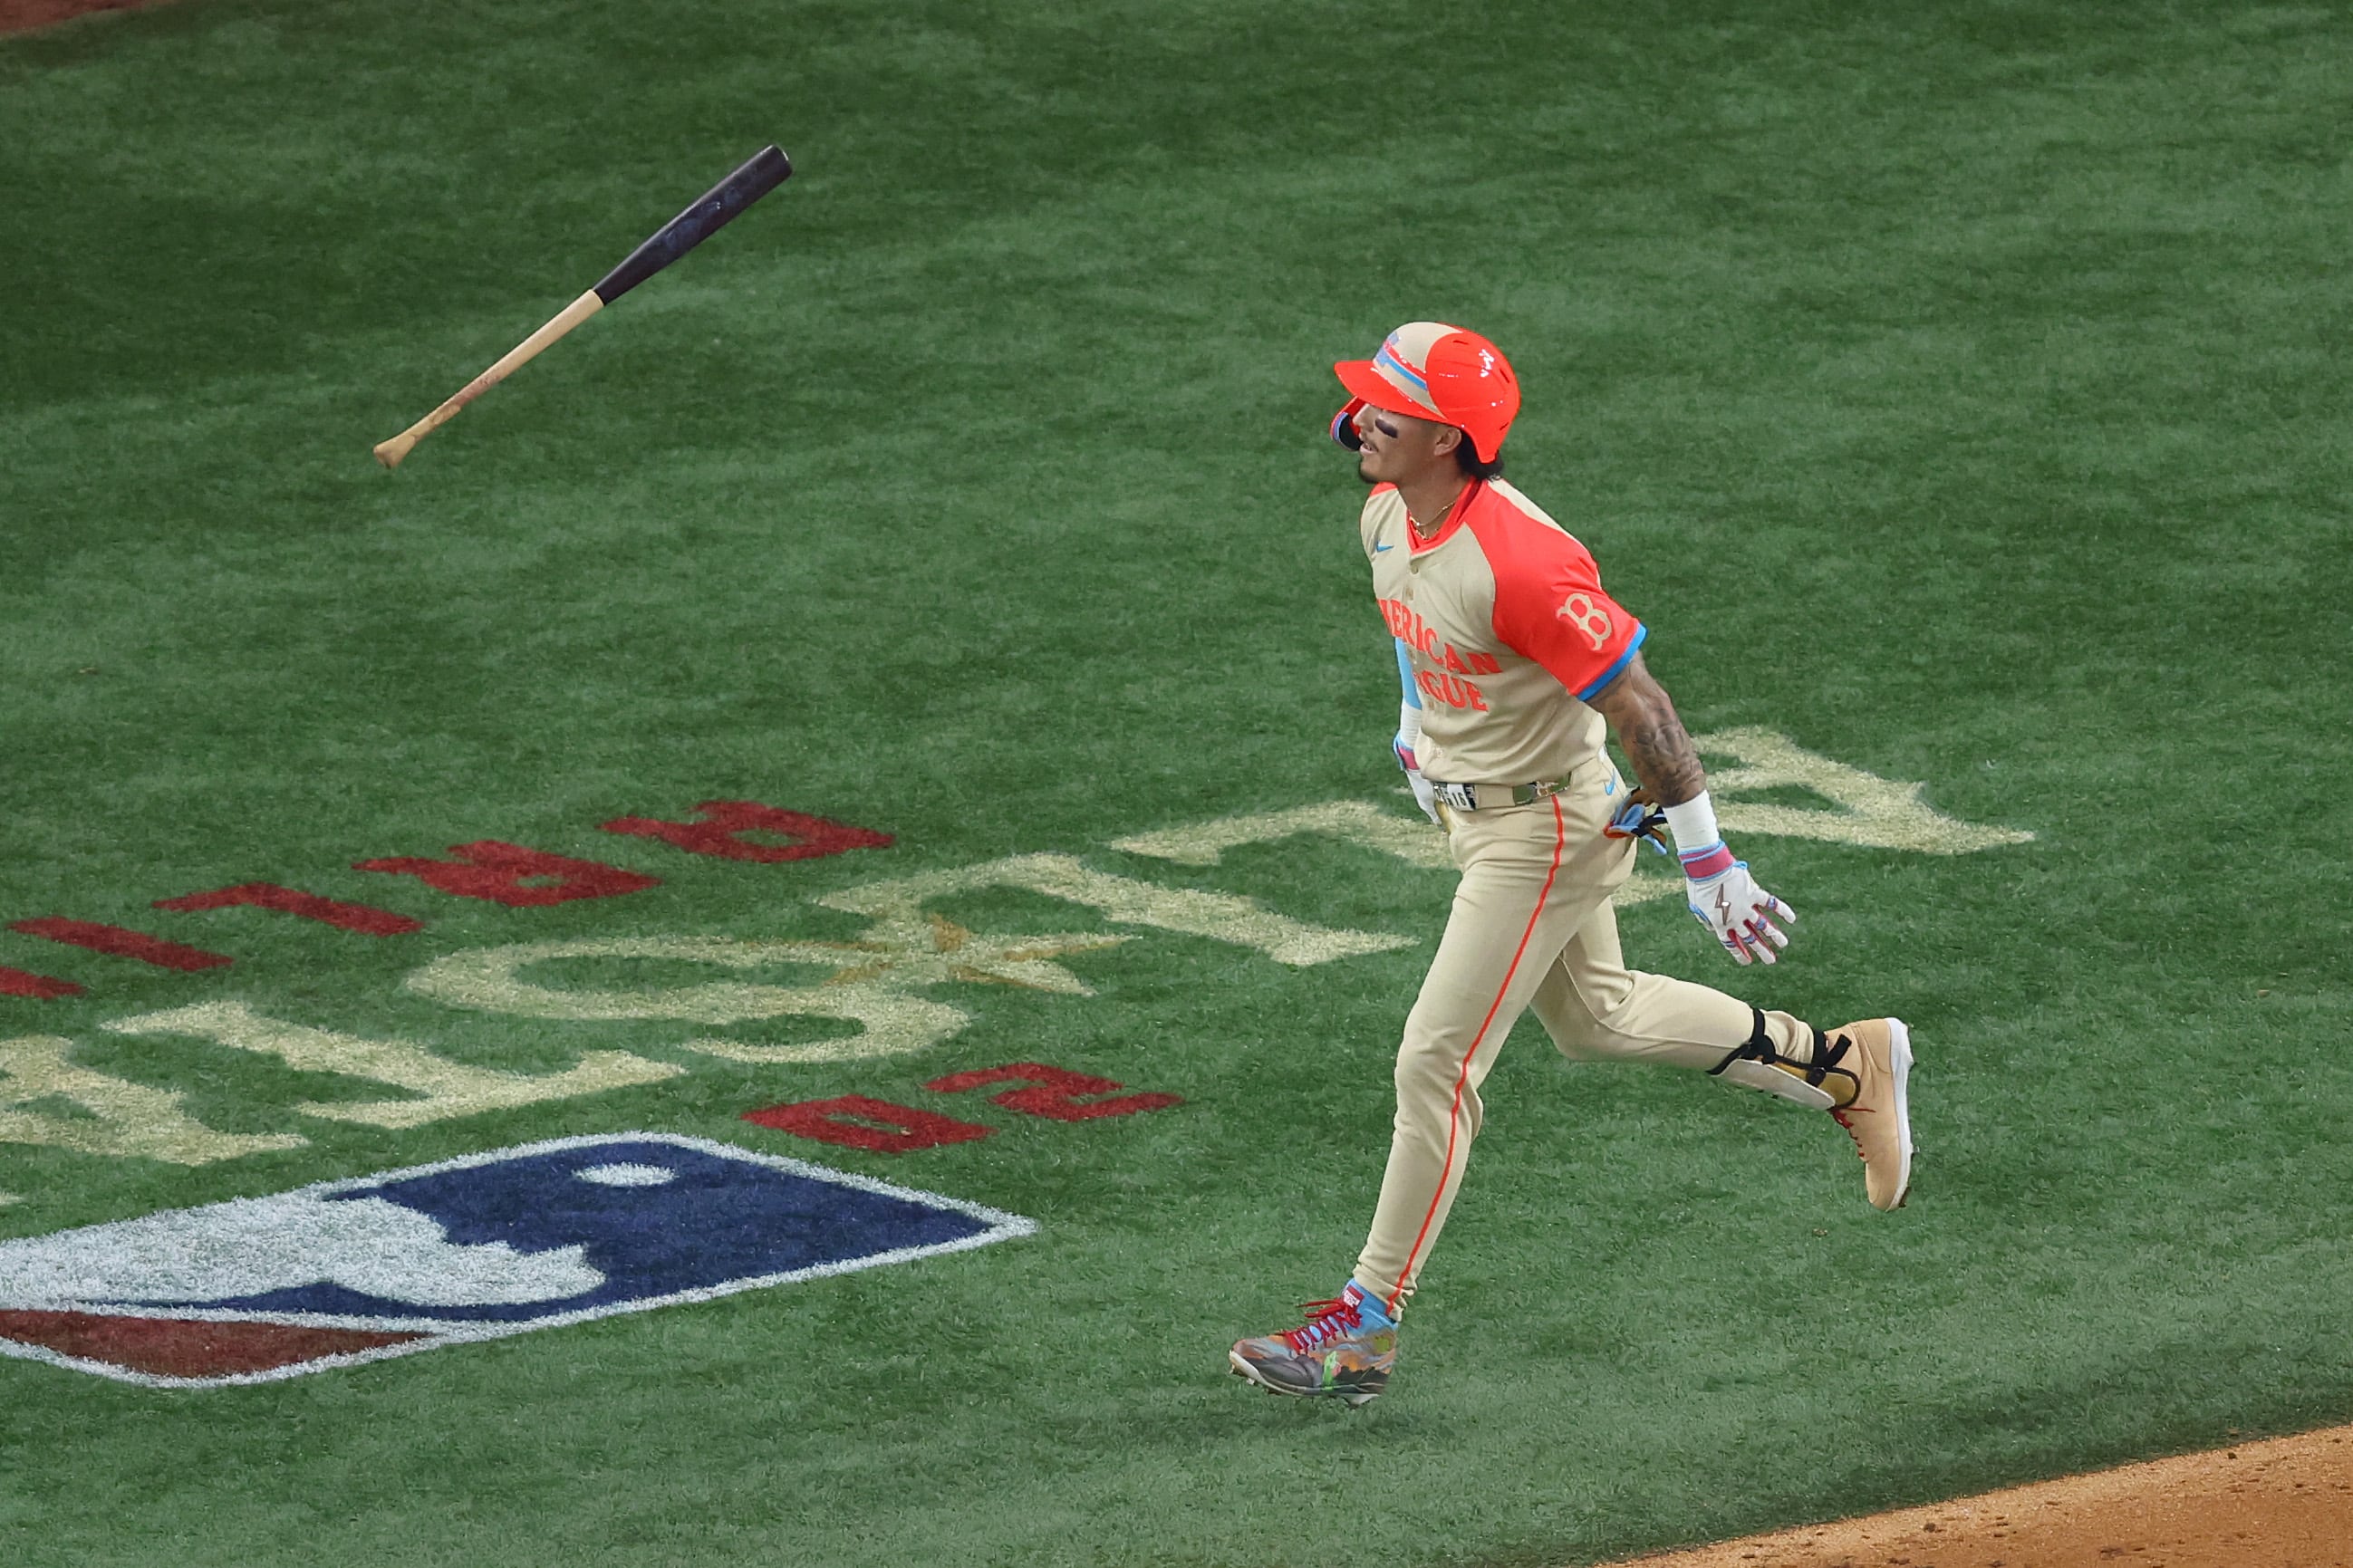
[592,145,793,305]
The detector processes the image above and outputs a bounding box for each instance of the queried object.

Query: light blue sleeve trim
[1574,622,1647,702]
[1395,639,1422,707]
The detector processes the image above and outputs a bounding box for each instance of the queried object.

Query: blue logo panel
[179,1140,996,1323]
[0,1134,1034,1385]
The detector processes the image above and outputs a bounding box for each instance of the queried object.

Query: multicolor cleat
[1229,1281,1397,1408]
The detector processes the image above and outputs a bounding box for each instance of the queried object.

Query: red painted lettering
[742,1094,992,1154]
[353,842,659,907]
[0,967,82,999]
[1442,645,1471,674]
[926,1062,1182,1121]
[154,884,423,936]
[8,919,233,972]
[601,800,892,863]
[1470,651,1502,675]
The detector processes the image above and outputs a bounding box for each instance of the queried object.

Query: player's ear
[1432,425,1463,458]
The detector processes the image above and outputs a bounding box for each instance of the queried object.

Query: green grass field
[3,2,2350,1563]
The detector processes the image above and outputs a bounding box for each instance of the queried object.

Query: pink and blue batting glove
[1680,842,1796,966]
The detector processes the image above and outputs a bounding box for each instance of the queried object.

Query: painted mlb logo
[0,1133,1032,1387]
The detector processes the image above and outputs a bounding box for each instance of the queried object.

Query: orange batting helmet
[1333,322,1521,461]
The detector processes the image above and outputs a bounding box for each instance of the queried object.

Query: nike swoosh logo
[1373,543,1394,553]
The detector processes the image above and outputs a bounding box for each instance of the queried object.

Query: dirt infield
[0,0,168,35]
[1606,1426,2353,1568]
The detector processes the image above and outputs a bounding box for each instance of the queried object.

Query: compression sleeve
[1393,639,1422,762]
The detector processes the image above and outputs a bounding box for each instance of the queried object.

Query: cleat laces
[1822,1030,1872,1159]
[1831,1103,1873,1159]
[1279,1297,1364,1353]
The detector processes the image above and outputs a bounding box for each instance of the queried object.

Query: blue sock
[1345,1279,1398,1329]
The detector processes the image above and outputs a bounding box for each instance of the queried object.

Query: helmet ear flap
[1330,399,1366,450]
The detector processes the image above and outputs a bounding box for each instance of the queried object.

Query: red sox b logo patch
[1557,593,1613,651]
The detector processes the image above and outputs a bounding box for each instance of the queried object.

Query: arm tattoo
[1587,652,1708,803]
[1617,708,1708,805]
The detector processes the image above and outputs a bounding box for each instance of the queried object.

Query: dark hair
[1452,436,1505,482]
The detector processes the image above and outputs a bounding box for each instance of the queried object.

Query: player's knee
[1533,978,1636,1058]
[1580,985,1644,1036]
[1538,996,1630,1061]
[1544,1027,1613,1063]
[1393,1038,1461,1099]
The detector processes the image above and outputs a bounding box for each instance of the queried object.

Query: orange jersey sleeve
[1464,495,1645,701]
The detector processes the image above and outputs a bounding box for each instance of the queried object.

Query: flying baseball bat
[372,144,794,469]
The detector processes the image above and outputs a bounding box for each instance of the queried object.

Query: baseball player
[1229,322,1914,1408]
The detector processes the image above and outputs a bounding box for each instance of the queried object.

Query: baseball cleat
[1229,1282,1396,1408]
[1819,1017,1914,1210]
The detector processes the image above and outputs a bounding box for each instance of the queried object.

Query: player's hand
[1684,860,1795,966]
[1393,734,1441,824]
[1404,767,1439,824]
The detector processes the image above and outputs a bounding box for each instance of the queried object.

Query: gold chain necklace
[1410,483,1472,542]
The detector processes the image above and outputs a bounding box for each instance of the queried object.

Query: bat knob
[372,434,417,470]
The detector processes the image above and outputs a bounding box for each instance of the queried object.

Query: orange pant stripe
[1385,794,1567,1313]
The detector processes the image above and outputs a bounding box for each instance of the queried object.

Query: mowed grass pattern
[2,3,2350,1564]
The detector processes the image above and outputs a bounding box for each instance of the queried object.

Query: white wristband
[1662,792,1721,858]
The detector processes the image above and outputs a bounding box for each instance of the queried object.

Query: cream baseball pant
[1355,757,1814,1315]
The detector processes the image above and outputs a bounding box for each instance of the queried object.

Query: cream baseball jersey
[1362,478,1644,785]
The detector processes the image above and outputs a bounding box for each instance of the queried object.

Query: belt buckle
[1433,780,1564,811]
[1432,781,1481,813]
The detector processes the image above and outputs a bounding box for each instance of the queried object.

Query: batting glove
[1682,850,1796,966]
[1395,734,1440,824]
[1602,790,1672,856]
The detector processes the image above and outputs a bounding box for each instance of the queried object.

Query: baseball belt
[1428,778,1569,812]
